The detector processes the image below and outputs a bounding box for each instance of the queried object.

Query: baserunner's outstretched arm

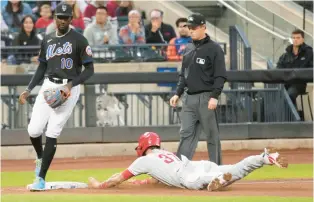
[128,177,159,185]
[88,171,159,189]
[88,170,132,189]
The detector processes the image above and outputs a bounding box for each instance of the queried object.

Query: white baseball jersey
[127,149,269,190]
[127,149,185,188]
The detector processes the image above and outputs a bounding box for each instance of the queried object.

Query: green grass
[242,164,313,180]
[1,195,313,202]
[1,164,312,187]
[2,164,312,201]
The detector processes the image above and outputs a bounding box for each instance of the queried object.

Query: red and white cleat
[207,173,232,191]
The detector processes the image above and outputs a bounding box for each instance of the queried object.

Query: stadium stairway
[253,0,313,36]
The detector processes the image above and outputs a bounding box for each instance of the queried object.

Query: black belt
[48,77,72,84]
[187,90,212,95]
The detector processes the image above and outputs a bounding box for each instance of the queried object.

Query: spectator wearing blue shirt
[1,0,8,9]
[2,0,33,30]
[167,18,192,61]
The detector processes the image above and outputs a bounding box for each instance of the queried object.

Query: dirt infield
[2,179,313,197]
[2,149,313,197]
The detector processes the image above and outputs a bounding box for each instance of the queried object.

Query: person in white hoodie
[83,6,118,45]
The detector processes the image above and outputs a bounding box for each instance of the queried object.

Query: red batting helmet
[135,132,161,157]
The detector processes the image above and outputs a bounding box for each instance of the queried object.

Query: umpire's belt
[48,77,72,84]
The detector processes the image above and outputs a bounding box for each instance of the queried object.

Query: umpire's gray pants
[176,92,222,165]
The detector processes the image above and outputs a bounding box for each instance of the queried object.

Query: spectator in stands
[1,14,11,47]
[145,9,176,44]
[13,15,41,46]
[103,0,119,40]
[83,0,105,27]
[1,0,8,9]
[12,15,41,63]
[1,0,33,29]
[77,0,89,14]
[277,29,313,106]
[33,1,60,18]
[84,6,118,45]
[167,18,192,61]
[115,1,134,17]
[64,0,85,31]
[106,0,119,18]
[1,14,9,32]
[119,9,145,44]
[35,4,53,29]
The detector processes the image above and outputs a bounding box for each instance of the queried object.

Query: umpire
[170,13,226,165]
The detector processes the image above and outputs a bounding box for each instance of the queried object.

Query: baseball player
[88,132,288,191]
[18,3,94,191]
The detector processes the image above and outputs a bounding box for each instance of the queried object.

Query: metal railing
[264,59,280,89]
[229,25,252,90]
[1,87,301,129]
[1,43,227,65]
[264,60,301,121]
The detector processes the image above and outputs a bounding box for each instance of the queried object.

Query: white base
[26,181,88,190]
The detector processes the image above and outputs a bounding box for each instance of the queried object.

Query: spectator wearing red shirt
[83,0,105,27]
[106,0,119,18]
[35,4,53,29]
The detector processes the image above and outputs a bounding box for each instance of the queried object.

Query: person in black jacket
[12,15,42,64]
[170,13,226,165]
[13,15,41,46]
[144,9,176,44]
[277,29,313,106]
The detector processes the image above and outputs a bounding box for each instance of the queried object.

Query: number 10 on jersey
[61,58,73,69]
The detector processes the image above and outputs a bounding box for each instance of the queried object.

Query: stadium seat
[300,92,313,121]
[138,47,166,62]
[111,47,134,63]
[74,28,83,34]
[117,16,129,28]
[37,28,46,34]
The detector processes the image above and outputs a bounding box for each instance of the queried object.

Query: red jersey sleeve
[121,169,134,180]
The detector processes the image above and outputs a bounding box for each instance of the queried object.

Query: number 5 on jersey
[61,58,73,69]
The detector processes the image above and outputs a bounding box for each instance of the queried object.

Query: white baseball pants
[179,155,265,190]
[28,78,80,138]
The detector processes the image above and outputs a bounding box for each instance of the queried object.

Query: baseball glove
[43,85,71,108]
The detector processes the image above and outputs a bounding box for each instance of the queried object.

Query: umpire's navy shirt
[176,34,227,99]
